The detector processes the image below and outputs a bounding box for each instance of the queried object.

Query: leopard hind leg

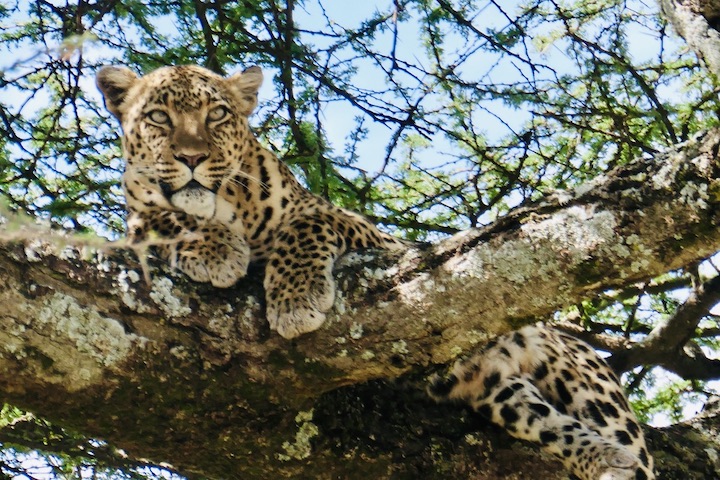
[428,326,654,480]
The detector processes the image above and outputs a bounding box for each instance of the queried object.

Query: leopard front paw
[162,228,250,288]
[264,271,336,339]
[176,246,249,287]
[267,305,327,339]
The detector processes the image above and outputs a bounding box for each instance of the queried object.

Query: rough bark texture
[1,123,720,478]
[660,0,720,77]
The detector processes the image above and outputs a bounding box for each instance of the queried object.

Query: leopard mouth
[182,179,215,196]
[160,179,214,198]
[167,180,217,219]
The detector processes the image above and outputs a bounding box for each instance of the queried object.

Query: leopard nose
[175,153,209,169]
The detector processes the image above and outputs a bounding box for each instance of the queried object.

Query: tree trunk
[1,118,720,477]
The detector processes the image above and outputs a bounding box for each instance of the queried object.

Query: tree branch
[660,0,720,78]
[193,0,221,73]
[1,129,720,477]
[602,273,720,376]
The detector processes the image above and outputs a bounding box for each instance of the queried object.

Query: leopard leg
[474,375,648,480]
[159,225,250,287]
[129,210,250,288]
[532,331,654,477]
[428,326,654,480]
[264,213,345,339]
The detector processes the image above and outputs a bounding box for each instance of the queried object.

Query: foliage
[3,0,717,237]
[630,376,707,425]
[1,0,720,477]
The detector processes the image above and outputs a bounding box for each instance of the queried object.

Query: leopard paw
[265,271,336,339]
[205,240,250,288]
[594,445,649,480]
[267,306,327,339]
[162,228,250,287]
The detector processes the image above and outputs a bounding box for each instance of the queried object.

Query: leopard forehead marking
[139,67,228,112]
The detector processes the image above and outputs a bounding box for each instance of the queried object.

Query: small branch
[389,0,400,72]
[193,0,221,73]
[605,274,720,375]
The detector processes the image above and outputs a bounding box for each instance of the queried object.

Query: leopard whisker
[226,171,271,195]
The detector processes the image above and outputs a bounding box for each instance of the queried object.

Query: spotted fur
[429,325,655,480]
[96,64,405,338]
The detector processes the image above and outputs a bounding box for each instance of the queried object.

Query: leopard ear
[96,66,139,120]
[227,66,264,116]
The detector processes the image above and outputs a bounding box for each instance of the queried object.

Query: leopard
[429,324,655,480]
[97,63,654,479]
[96,64,406,339]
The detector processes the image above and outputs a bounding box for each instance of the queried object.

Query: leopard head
[97,64,264,219]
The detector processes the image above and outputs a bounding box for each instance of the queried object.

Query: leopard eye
[207,105,229,123]
[146,109,170,126]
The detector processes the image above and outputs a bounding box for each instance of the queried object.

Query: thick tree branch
[660,0,720,78]
[558,319,720,381]
[1,129,720,477]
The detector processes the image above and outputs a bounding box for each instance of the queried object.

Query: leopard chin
[171,185,216,219]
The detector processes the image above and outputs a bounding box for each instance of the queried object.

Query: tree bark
[1,119,720,477]
[660,0,720,78]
